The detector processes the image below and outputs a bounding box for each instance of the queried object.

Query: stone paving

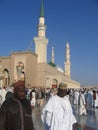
[32,103,98,130]
[73,105,98,130]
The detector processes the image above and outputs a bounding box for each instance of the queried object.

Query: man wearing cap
[41,83,77,130]
[0,80,34,130]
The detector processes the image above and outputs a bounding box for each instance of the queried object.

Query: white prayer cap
[59,83,67,90]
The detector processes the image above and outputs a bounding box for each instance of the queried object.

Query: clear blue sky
[0,0,98,86]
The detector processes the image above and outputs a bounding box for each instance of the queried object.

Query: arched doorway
[52,79,58,88]
[2,69,10,87]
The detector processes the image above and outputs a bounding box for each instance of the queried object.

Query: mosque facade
[0,0,80,88]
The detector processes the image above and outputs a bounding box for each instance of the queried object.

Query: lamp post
[46,76,49,88]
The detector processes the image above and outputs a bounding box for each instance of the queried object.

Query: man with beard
[41,83,77,130]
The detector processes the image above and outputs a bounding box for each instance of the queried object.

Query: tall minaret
[33,0,48,63]
[51,47,54,63]
[64,42,71,78]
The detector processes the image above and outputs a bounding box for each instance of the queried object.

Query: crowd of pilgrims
[0,86,98,113]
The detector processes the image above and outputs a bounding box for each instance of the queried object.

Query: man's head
[13,80,25,100]
[57,83,67,97]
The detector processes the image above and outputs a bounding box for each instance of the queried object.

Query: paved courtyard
[32,103,98,130]
[73,105,98,130]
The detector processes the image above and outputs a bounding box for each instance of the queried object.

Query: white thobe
[74,91,79,105]
[89,91,94,106]
[95,92,98,107]
[79,93,87,115]
[1,88,7,104]
[30,92,36,107]
[41,95,76,130]
[0,89,2,105]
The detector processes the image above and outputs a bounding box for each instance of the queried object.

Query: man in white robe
[94,90,98,108]
[0,87,2,106]
[1,87,7,105]
[74,89,79,105]
[30,89,36,109]
[41,83,77,130]
[78,91,87,115]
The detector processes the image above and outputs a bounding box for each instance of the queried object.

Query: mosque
[0,0,80,88]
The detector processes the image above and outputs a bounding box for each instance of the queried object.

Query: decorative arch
[16,61,25,81]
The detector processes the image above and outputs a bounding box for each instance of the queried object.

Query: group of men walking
[0,82,98,130]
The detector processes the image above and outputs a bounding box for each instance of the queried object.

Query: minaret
[64,42,71,78]
[33,0,48,63]
[51,47,54,63]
